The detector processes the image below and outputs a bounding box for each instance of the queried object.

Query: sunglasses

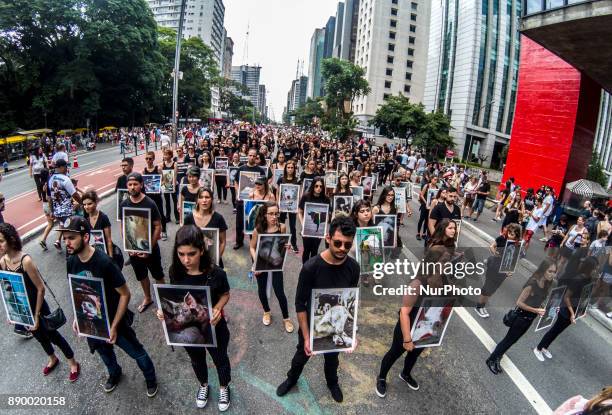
[332,240,353,250]
[145,157,153,161]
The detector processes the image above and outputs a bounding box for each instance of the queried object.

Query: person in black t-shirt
[60,216,158,396]
[119,173,165,313]
[298,177,330,264]
[276,216,359,403]
[428,187,461,237]
[156,225,232,411]
[115,157,134,192]
[233,148,265,249]
[82,190,113,257]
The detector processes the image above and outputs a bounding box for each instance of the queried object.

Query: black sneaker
[13,327,33,339]
[103,373,122,393]
[486,358,500,375]
[399,372,419,391]
[218,385,230,412]
[196,384,209,408]
[146,380,158,398]
[328,384,343,403]
[375,378,387,398]
[276,378,296,396]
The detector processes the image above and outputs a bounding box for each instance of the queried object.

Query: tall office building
[231,65,262,110]
[307,28,326,98]
[258,85,267,119]
[332,3,345,58]
[594,91,612,176]
[324,17,337,60]
[352,0,431,128]
[222,34,234,79]
[336,0,360,62]
[423,0,522,169]
[285,75,309,124]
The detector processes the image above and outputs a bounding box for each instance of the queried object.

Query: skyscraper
[324,16,337,61]
[336,0,360,62]
[423,0,522,169]
[333,3,345,58]
[352,0,431,128]
[258,85,267,120]
[231,65,262,110]
[307,28,326,98]
[285,75,309,124]
[222,35,234,79]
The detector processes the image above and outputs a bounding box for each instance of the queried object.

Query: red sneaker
[43,360,59,376]
[68,363,80,383]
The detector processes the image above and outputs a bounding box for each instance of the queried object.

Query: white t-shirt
[160,134,171,148]
[526,206,545,231]
[416,158,427,170]
[407,155,417,170]
[51,151,68,165]
[31,155,46,174]
[543,194,554,216]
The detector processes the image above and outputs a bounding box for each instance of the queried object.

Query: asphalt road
[0,183,609,414]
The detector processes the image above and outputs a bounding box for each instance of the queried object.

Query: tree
[291,98,324,127]
[320,58,370,141]
[369,94,426,142]
[414,110,454,157]
[586,151,608,187]
[216,77,250,120]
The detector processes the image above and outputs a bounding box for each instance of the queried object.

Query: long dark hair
[194,187,214,214]
[375,186,397,213]
[351,199,373,227]
[282,160,297,182]
[528,258,556,290]
[335,173,350,193]
[428,218,457,248]
[169,225,213,282]
[0,223,22,252]
[306,177,325,198]
[254,201,278,234]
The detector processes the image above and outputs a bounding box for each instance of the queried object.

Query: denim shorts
[473,198,486,213]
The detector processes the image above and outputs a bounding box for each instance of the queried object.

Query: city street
[0,173,609,414]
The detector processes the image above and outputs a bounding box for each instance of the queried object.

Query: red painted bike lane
[4,151,161,237]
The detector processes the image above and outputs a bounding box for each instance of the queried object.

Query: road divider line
[17,214,46,231]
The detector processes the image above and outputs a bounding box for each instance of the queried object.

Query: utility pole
[172,0,188,146]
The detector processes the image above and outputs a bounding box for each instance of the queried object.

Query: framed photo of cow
[309,287,359,355]
[301,202,329,239]
[122,207,152,254]
[254,234,291,272]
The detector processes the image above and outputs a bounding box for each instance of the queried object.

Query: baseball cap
[127,172,143,183]
[55,159,68,168]
[255,176,266,185]
[55,216,91,234]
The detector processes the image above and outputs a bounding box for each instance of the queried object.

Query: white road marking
[17,214,46,231]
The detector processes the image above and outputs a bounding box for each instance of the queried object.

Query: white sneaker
[196,384,208,408]
[533,348,545,362]
[541,348,552,359]
[218,385,230,412]
[474,307,489,318]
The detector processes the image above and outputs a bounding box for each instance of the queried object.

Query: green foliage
[319,58,370,141]
[586,151,608,187]
[370,94,454,155]
[291,98,324,127]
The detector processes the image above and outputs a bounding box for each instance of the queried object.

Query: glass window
[404,85,411,93]
[409,36,416,44]
[388,43,395,51]
[389,31,396,39]
[390,20,397,27]
[405,72,412,80]
[387,56,394,64]
[391,8,398,16]
[411,2,418,10]
[410,24,416,32]
[408,48,414,56]
[386,68,393,76]
[411,13,417,21]
[406,60,413,68]
[385,81,392,89]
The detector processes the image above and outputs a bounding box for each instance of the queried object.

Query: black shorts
[130,244,164,281]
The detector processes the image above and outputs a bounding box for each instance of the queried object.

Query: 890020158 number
[2,395,66,408]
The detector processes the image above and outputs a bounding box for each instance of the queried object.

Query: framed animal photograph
[238,171,259,200]
[333,195,353,218]
[575,282,595,320]
[324,171,338,189]
[337,162,348,174]
[199,168,215,190]
[374,214,397,248]
[279,184,300,213]
[154,284,217,348]
[116,189,129,222]
[181,201,196,226]
[122,207,152,254]
[310,287,359,355]
[89,230,108,255]
[143,174,162,194]
[0,271,35,328]
[402,182,413,199]
[361,176,373,196]
[350,186,364,202]
[302,178,314,196]
[201,228,220,266]
[254,234,291,272]
[301,202,329,239]
[161,169,175,193]
[371,173,379,190]
[393,187,407,214]
[228,166,240,187]
[498,240,523,273]
[243,200,266,235]
[355,226,385,275]
[426,187,438,209]
[214,157,229,175]
[410,297,455,348]
[68,274,111,341]
[273,169,284,188]
[535,285,567,332]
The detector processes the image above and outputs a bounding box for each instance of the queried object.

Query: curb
[21,188,116,245]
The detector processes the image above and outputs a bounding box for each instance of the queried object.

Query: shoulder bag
[502,307,519,327]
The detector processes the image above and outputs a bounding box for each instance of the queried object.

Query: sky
[223,0,340,121]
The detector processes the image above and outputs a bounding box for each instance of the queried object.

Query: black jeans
[417,206,429,235]
[256,271,289,319]
[280,212,298,249]
[287,329,339,386]
[184,319,231,386]
[489,311,536,360]
[229,187,237,209]
[378,320,424,379]
[235,200,244,245]
[32,316,75,360]
[33,174,46,201]
[537,313,571,350]
[302,237,321,264]
[163,192,179,222]
[215,176,227,201]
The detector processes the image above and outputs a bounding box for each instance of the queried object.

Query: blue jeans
[92,327,156,382]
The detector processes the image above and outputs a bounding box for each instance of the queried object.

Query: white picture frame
[374,214,397,248]
[0,270,35,328]
[535,286,567,332]
[122,207,152,254]
[309,287,359,355]
[68,274,111,341]
[279,184,300,213]
[301,202,329,239]
[333,195,353,218]
[238,171,260,201]
[254,234,291,272]
[410,297,455,348]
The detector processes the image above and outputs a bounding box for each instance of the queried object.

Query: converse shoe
[146,380,158,398]
[196,384,209,408]
[474,307,489,318]
[375,378,387,398]
[104,373,122,393]
[399,372,419,391]
[533,348,545,362]
[541,348,552,359]
[218,385,230,412]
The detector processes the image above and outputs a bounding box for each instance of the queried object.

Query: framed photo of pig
[309,287,359,355]
[122,207,152,254]
[154,284,217,348]
[254,234,291,272]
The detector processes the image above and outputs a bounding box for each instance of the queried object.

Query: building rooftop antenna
[242,21,250,65]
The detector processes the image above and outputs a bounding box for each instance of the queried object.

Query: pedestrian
[178,166,202,222]
[160,148,179,224]
[278,160,300,253]
[428,186,461,238]
[143,151,168,241]
[233,148,266,250]
[183,187,227,268]
[115,158,134,192]
[82,190,114,257]
[416,176,439,240]
[486,258,557,375]
[29,147,48,202]
[156,225,232,411]
[462,176,478,218]
[372,186,403,248]
[298,177,330,264]
[544,214,569,261]
[522,197,545,256]
[0,223,81,380]
[558,215,588,267]
[552,387,612,415]
[213,148,228,204]
[248,176,276,202]
[538,187,556,242]
[427,218,458,249]
[276,216,359,403]
[249,202,294,332]
[119,172,165,313]
[61,216,158,396]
